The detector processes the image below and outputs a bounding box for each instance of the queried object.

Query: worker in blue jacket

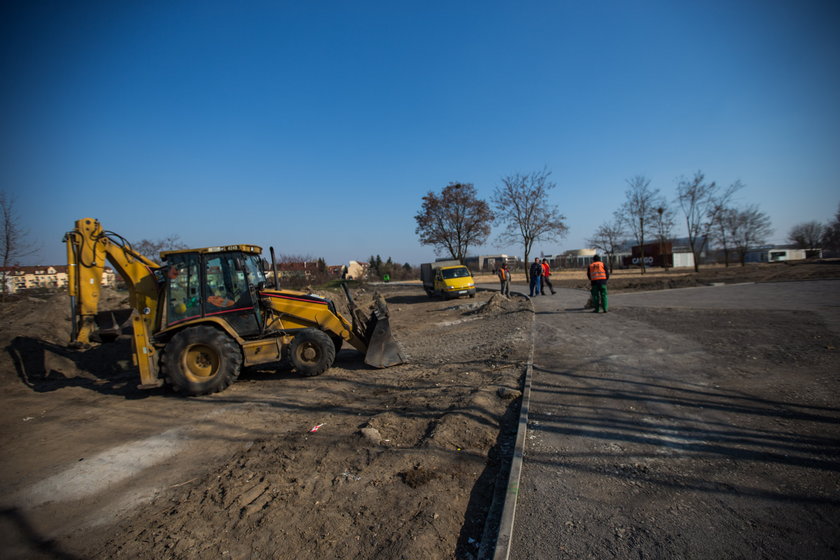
[529,257,543,297]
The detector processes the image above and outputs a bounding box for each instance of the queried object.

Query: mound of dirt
[0,287,130,388]
[475,292,521,314]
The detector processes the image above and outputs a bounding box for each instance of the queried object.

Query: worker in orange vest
[540,259,556,295]
[497,263,511,297]
[587,255,609,313]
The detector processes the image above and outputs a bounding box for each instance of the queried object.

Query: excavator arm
[64,218,165,388]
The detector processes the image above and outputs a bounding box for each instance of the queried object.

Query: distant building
[264,261,322,283]
[744,246,808,263]
[463,254,517,272]
[558,249,597,269]
[622,242,695,269]
[0,265,115,294]
[344,260,369,280]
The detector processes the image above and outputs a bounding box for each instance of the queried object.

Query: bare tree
[654,204,677,266]
[414,183,493,263]
[712,207,737,266]
[788,221,824,249]
[587,218,626,273]
[822,203,840,254]
[675,171,742,272]
[280,253,317,263]
[617,175,665,274]
[492,169,568,280]
[132,234,189,261]
[1,191,39,269]
[729,205,773,266]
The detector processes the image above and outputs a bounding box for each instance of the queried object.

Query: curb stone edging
[477,290,534,560]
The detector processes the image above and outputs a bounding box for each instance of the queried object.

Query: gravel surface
[510,281,840,560]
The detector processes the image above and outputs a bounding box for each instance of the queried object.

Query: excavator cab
[162,248,264,338]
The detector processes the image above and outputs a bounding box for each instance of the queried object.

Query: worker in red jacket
[587,255,609,313]
[540,259,556,295]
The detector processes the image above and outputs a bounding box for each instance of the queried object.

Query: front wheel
[329,333,343,354]
[289,328,335,377]
[161,326,242,396]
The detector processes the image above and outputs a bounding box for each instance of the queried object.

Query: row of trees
[368,255,414,281]
[414,169,568,279]
[788,206,840,253]
[588,171,777,272]
[415,169,830,277]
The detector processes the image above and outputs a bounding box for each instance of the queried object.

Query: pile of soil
[0,288,131,391]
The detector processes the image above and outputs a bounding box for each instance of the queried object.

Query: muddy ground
[1,260,838,559]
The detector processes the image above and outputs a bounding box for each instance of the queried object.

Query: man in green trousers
[587,255,609,313]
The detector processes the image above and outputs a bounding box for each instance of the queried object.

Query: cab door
[203,252,261,337]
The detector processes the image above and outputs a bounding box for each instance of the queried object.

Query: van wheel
[162,326,242,396]
[289,328,335,377]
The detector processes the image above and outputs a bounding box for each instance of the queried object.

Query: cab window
[166,253,201,324]
[205,254,248,310]
[442,267,470,279]
[243,254,266,288]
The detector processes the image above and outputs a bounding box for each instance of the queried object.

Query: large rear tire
[162,326,242,396]
[289,328,335,377]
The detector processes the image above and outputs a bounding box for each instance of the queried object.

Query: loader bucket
[364,312,406,368]
[341,282,406,368]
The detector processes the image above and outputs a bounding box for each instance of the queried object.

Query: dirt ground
[1,260,838,559]
[0,285,531,560]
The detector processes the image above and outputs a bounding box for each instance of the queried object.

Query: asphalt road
[609,280,840,334]
[496,280,840,560]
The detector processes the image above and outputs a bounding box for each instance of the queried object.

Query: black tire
[162,326,242,396]
[329,333,343,354]
[289,328,335,377]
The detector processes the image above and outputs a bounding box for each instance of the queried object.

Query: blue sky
[2,0,838,267]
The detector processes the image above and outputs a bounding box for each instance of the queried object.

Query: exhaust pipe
[270,246,279,289]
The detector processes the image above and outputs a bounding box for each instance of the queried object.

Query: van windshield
[441,267,470,279]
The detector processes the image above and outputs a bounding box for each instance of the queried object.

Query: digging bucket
[363,307,406,368]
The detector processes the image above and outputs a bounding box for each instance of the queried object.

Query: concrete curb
[478,291,535,560]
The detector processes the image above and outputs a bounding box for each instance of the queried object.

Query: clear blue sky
[2,0,838,267]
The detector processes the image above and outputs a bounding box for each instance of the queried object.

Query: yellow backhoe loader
[64,218,405,396]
